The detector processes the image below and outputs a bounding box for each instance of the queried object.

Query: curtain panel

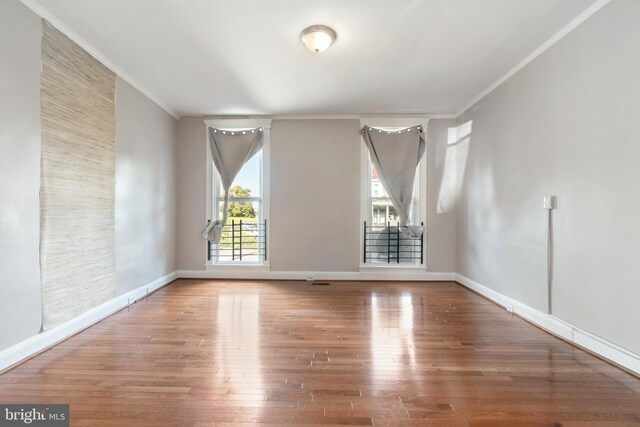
[202,127,263,243]
[361,125,425,236]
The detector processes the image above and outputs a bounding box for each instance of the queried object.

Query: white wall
[456,0,640,355]
[0,0,43,351]
[115,77,179,295]
[176,117,457,273]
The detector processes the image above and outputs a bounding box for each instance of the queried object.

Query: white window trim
[204,118,272,267]
[359,117,429,270]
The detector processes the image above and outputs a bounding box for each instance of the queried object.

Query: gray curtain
[361,125,425,236]
[201,127,263,243]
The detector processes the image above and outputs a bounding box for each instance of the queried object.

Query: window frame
[359,117,429,268]
[204,118,272,266]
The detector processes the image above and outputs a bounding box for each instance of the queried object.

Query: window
[205,119,271,265]
[360,118,428,266]
[370,163,418,226]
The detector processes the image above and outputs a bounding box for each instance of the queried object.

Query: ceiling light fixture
[300,25,336,53]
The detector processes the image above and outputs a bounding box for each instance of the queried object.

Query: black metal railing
[363,221,423,264]
[207,219,267,262]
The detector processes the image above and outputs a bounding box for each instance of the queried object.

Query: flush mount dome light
[300,25,336,53]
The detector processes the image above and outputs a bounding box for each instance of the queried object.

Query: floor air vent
[312,282,330,286]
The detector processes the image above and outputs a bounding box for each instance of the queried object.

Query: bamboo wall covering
[40,21,116,328]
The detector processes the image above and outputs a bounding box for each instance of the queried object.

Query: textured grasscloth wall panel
[40,21,116,328]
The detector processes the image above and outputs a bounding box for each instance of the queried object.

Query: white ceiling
[29,0,598,117]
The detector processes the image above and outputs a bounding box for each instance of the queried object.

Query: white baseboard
[0,271,178,373]
[5,270,635,376]
[455,273,640,375]
[178,268,456,282]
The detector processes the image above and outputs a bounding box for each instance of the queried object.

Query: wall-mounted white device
[543,195,557,210]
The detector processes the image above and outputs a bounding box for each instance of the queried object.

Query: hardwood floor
[0,279,638,426]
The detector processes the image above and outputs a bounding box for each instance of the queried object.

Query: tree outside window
[222,185,258,219]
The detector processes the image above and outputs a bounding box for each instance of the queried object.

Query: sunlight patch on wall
[436,121,472,214]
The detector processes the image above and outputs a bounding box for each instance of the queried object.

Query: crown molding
[20,0,610,122]
[204,118,272,129]
[455,0,611,117]
[203,114,455,121]
[20,0,179,120]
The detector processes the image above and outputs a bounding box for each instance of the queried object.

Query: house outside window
[370,165,418,226]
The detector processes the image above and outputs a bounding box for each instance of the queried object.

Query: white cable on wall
[544,195,556,314]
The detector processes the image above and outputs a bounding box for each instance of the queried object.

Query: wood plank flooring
[0,279,638,426]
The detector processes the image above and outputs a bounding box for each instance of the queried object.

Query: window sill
[359,263,427,271]
[205,262,270,272]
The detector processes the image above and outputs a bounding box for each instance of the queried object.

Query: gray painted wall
[270,120,361,271]
[0,0,43,351]
[175,118,457,273]
[176,117,208,270]
[115,77,179,295]
[425,119,457,273]
[5,0,633,364]
[0,1,180,353]
[456,0,640,354]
